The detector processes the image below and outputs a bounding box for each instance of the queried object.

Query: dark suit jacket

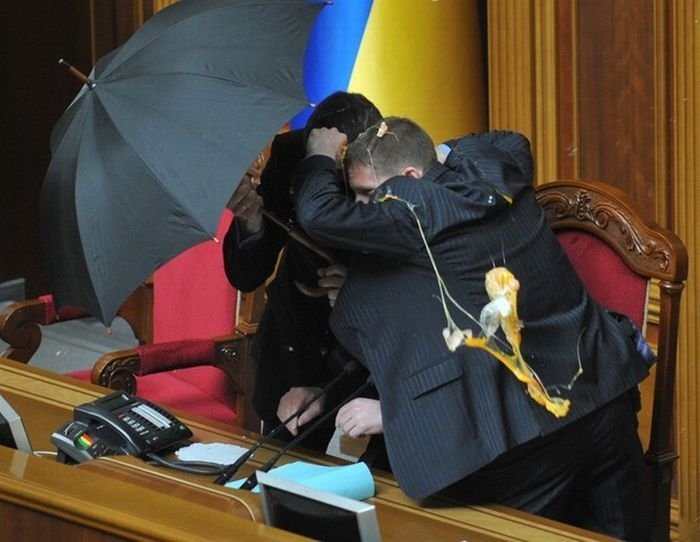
[294,131,651,499]
[223,130,366,428]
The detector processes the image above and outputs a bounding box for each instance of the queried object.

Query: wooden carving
[536,184,675,280]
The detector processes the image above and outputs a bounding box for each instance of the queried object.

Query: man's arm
[294,153,507,259]
[222,216,285,292]
[294,153,425,258]
[443,130,534,199]
[222,131,304,291]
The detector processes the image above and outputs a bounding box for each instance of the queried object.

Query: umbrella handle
[294,280,332,298]
[261,209,337,264]
[261,209,340,299]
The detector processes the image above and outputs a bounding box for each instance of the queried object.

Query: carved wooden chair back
[535,179,688,542]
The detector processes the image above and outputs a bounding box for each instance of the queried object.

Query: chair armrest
[0,299,51,363]
[90,348,141,394]
[90,332,258,431]
[0,295,93,363]
[91,336,246,386]
[92,333,245,387]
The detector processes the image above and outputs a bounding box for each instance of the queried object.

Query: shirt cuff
[436,143,452,164]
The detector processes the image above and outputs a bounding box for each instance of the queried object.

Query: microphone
[238,376,373,491]
[213,359,358,485]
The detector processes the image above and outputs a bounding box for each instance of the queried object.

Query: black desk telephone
[51,391,192,464]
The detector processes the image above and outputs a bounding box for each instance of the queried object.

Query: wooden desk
[0,357,614,541]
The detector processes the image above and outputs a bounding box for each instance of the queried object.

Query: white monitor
[256,470,382,542]
[0,393,32,454]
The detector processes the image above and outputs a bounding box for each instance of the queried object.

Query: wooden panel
[487,0,560,183]
[576,0,657,216]
[154,0,178,12]
[556,0,578,179]
[89,1,136,62]
[488,0,536,145]
[1,500,125,542]
[0,447,291,542]
[669,2,700,540]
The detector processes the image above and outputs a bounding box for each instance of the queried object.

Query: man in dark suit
[222,92,383,454]
[293,117,654,540]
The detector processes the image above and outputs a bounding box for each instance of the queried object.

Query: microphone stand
[213,360,357,485]
[239,379,373,491]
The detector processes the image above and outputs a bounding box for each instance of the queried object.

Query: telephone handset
[51,391,192,464]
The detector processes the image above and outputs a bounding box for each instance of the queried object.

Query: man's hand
[317,263,347,307]
[335,398,383,438]
[306,127,348,162]
[277,386,325,436]
[227,175,263,237]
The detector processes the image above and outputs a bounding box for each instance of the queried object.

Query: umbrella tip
[58,58,94,88]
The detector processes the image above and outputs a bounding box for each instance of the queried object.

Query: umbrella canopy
[41,0,323,325]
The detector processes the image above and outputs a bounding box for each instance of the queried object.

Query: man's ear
[401,166,423,179]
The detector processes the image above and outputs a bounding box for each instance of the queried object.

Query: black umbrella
[41,0,323,325]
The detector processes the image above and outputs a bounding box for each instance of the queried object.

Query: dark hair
[345,117,437,179]
[303,91,382,143]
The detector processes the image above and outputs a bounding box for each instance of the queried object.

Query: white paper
[175,442,248,465]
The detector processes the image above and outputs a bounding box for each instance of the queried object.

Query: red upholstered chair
[84,209,251,428]
[535,179,688,542]
[0,210,254,430]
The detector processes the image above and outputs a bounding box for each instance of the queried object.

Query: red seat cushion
[556,230,648,329]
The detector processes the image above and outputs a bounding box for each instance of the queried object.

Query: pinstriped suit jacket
[294,131,651,500]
